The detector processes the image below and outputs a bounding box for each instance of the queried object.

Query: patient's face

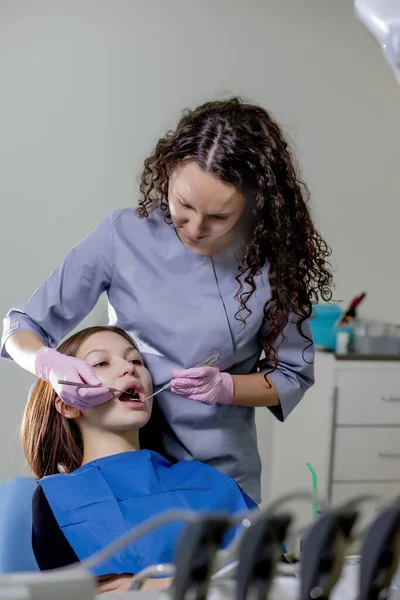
[75,330,153,432]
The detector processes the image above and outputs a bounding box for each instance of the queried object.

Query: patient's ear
[55,397,82,419]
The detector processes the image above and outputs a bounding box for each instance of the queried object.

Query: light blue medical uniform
[1,209,314,503]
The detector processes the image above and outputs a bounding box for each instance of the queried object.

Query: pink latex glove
[34,347,112,409]
[170,366,233,406]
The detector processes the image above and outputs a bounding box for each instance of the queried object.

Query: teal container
[310,305,342,350]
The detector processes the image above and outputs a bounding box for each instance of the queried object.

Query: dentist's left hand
[170,366,233,406]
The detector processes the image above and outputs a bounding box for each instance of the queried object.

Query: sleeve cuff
[262,367,304,422]
[1,313,51,360]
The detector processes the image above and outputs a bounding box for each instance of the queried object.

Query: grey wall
[0,0,398,488]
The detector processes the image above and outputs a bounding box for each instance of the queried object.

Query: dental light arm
[355,0,400,83]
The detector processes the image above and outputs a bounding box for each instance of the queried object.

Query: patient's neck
[80,427,140,466]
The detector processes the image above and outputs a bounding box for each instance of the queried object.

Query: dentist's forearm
[5,331,46,375]
[230,373,280,408]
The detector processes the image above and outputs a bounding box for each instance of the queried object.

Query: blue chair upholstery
[0,381,40,572]
[0,476,39,572]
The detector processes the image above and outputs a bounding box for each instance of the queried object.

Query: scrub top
[1,208,314,503]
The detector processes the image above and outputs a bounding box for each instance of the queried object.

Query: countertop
[316,347,400,361]
[334,353,400,361]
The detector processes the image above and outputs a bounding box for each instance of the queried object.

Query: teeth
[120,388,141,401]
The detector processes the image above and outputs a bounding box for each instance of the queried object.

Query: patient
[22,326,256,594]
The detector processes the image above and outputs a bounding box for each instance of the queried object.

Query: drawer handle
[381,396,400,402]
[378,452,400,459]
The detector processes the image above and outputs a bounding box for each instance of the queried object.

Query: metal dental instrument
[140,353,220,403]
[56,381,140,399]
[58,353,220,403]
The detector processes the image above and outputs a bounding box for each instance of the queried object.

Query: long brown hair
[137,97,333,373]
[21,326,137,479]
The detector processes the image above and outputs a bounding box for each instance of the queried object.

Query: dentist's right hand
[34,347,112,409]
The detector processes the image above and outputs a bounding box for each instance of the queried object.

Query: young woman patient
[22,326,256,594]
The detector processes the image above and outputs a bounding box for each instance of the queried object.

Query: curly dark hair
[137,97,333,374]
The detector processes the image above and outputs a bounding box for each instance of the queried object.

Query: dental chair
[0,381,38,573]
[0,475,38,572]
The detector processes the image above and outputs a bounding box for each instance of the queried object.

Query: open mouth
[119,388,142,402]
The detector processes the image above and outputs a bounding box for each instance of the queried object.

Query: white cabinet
[330,481,400,531]
[257,352,400,538]
[335,369,400,425]
[333,427,400,480]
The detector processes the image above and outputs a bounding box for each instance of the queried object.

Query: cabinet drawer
[336,369,400,425]
[333,427,400,481]
[331,482,400,531]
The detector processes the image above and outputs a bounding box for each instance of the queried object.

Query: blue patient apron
[39,450,257,576]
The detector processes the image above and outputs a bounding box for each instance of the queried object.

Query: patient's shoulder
[170,460,258,508]
[172,459,240,487]
[174,459,231,477]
